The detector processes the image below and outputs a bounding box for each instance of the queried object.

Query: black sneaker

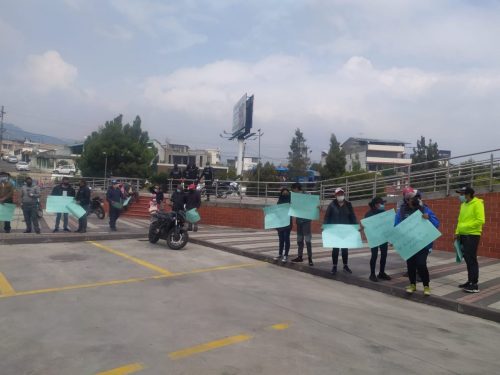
[343,265,352,274]
[330,265,337,275]
[369,274,378,282]
[63,228,71,232]
[378,272,392,281]
[291,257,303,263]
[53,228,59,233]
[23,230,32,233]
[308,258,314,266]
[458,281,471,288]
[463,284,479,293]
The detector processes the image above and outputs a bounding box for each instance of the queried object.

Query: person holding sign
[324,187,357,274]
[76,179,91,233]
[273,187,292,263]
[51,177,75,232]
[185,184,201,232]
[107,179,124,231]
[20,176,41,234]
[0,171,14,233]
[363,197,391,282]
[454,186,485,294]
[395,191,439,296]
[290,183,314,266]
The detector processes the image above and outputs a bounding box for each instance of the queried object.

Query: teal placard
[0,203,16,221]
[263,203,291,229]
[454,240,463,263]
[389,210,442,261]
[123,197,131,207]
[186,208,201,223]
[289,192,320,221]
[45,196,75,213]
[66,201,87,219]
[360,209,396,248]
[322,224,364,249]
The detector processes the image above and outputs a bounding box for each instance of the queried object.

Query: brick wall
[197,192,500,259]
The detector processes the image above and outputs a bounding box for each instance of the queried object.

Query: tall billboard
[232,94,247,138]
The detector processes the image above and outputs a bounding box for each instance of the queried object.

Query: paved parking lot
[1,238,500,374]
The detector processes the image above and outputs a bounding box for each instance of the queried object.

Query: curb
[190,238,500,324]
[0,233,146,245]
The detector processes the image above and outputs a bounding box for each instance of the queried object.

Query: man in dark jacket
[76,179,91,233]
[200,162,214,201]
[185,163,199,185]
[324,187,357,274]
[106,179,124,231]
[169,164,183,192]
[51,176,76,232]
[291,183,314,266]
[185,183,201,231]
[170,184,186,212]
[0,171,14,233]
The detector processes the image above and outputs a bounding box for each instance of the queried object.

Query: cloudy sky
[1,0,500,164]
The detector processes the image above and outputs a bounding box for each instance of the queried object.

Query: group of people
[273,182,485,295]
[169,162,214,201]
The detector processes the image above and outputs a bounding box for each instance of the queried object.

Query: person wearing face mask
[363,197,391,282]
[200,162,214,201]
[107,179,124,231]
[454,186,485,293]
[0,172,14,233]
[274,187,293,263]
[290,183,314,266]
[76,179,91,233]
[324,187,358,275]
[185,184,201,231]
[395,190,439,296]
[170,184,186,212]
[51,176,75,232]
[151,184,164,210]
[20,176,41,234]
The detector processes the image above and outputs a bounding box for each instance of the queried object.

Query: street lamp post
[257,129,264,196]
[103,152,108,190]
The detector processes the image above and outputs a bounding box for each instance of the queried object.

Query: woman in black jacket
[324,187,357,274]
[274,187,292,263]
[363,197,391,282]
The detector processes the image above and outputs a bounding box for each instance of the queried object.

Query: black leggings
[370,243,388,274]
[460,235,480,284]
[278,228,291,256]
[332,248,348,266]
[406,249,430,286]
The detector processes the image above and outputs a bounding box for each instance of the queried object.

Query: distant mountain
[2,123,79,145]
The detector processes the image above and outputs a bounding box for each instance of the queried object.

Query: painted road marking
[169,334,253,360]
[0,272,15,296]
[88,241,173,276]
[0,262,264,300]
[270,323,289,330]
[95,362,145,375]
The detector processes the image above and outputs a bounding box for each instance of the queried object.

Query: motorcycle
[89,196,106,219]
[148,210,189,250]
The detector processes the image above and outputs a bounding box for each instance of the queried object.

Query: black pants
[407,249,430,286]
[278,228,291,256]
[78,204,89,231]
[109,206,121,229]
[22,204,40,233]
[332,248,348,266]
[55,213,69,230]
[3,220,11,232]
[370,243,388,274]
[296,220,312,258]
[460,235,480,284]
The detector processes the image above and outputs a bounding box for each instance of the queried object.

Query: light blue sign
[0,203,16,221]
[66,201,87,219]
[46,196,75,213]
[186,208,201,223]
[360,209,396,248]
[322,224,364,249]
[389,210,442,261]
[264,203,291,229]
[289,192,320,221]
[123,197,131,207]
[454,240,463,264]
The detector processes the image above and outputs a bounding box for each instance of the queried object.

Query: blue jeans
[55,213,69,230]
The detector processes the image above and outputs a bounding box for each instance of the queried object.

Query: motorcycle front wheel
[166,227,189,250]
[148,222,161,244]
[95,206,105,219]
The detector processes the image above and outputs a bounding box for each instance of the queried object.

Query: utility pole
[257,128,264,196]
[0,106,6,157]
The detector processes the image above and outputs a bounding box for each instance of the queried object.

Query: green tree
[287,128,310,180]
[79,115,156,178]
[411,136,439,171]
[321,133,346,179]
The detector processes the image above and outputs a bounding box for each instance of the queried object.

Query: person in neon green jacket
[454,186,485,293]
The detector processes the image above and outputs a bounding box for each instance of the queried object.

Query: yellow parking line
[169,334,253,360]
[95,362,145,375]
[0,272,15,296]
[269,323,289,331]
[88,241,173,276]
[173,262,266,277]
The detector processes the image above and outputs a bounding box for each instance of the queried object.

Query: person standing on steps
[200,162,214,201]
[362,197,391,282]
[454,186,485,294]
[324,187,357,275]
[185,183,201,232]
[274,187,292,263]
[51,176,75,232]
[169,164,183,192]
[290,183,314,266]
[20,176,41,234]
[76,179,91,233]
[107,179,124,231]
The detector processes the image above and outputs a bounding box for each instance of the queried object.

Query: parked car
[7,155,18,163]
[53,165,76,174]
[15,161,30,171]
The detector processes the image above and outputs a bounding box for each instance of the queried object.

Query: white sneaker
[282,256,288,263]
[273,256,282,261]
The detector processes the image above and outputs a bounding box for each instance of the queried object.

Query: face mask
[378,204,385,210]
[176,189,181,193]
[459,195,466,203]
[337,195,345,202]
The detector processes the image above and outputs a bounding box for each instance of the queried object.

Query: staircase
[121,195,151,219]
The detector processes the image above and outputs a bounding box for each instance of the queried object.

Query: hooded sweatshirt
[455,197,485,235]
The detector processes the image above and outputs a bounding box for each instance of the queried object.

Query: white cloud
[24,50,78,92]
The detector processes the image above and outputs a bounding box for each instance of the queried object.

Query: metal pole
[103,152,107,190]
[446,161,451,196]
[265,183,268,205]
[489,153,494,192]
[373,173,377,198]
[257,129,261,197]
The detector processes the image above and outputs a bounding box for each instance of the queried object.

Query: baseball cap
[111,179,118,184]
[188,183,196,190]
[456,186,475,195]
[334,187,345,195]
[402,187,417,199]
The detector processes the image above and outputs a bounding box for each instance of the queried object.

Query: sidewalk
[190,225,500,323]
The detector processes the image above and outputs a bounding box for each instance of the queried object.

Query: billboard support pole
[236,138,244,177]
